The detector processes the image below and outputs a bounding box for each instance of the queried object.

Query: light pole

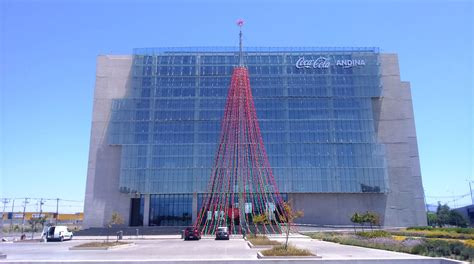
[21,198,29,234]
[449,190,457,209]
[1,199,9,239]
[10,199,15,232]
[467,180,473,205]
[55,198,59,225]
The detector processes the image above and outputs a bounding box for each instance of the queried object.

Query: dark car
[184,227,201,240]
[215,226,229,240]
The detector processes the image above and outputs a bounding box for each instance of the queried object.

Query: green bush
[449,241,465,255]
[407,226,433,231]
[429,240,451,256]
[411,239,473,260]
[411,243,427,255]
[356,230,390,238]
[461,247,474,260]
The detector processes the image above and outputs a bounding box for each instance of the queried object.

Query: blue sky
[1,0,472,212]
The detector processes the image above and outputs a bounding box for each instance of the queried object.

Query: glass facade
[109,47,388,199]
[149,194,192,226]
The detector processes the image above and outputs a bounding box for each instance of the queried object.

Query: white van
[42,226,73,242]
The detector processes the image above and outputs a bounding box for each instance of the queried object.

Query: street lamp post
[1,199,9,239]
[21,198,29,235]
[469,181,473,205]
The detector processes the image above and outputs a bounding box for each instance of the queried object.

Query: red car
[184,227,201,240]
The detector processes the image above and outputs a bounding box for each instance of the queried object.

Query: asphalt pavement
[0,235,465,263]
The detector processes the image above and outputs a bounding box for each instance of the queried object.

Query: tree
[28,217,47,239]
[350,212,362,232]
[106,212,124,242]
[280,201,303,250]
[350,212,380,232]
[427,212,438,227]
[436,203,451,227]
[252,214,268,235]
[363,211,380,230]
[448,210,468,228]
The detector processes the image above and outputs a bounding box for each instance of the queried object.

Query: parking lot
[0,235,442,263]
[1,237,257,261]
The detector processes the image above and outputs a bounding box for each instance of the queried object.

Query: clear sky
[1,0,473,213]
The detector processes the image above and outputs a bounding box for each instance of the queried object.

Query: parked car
[42,226,73,242]
[183,227,201,240]
[215,226,229,240]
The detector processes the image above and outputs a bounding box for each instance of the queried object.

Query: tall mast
[237,19,244,66]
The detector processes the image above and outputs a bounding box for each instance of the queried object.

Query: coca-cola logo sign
[296,57,330,69]
[295,56,366,69]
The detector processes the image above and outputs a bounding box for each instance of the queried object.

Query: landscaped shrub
[411,239,473,260]
[428,240,451,256]
[461,247,474,260]
[260,244,313,256]
[401,238,424,248]
[356,230,390,238]
[407,226,474,234]
[308,232,473,261]
[407,226,433,231]
[449,241,465,255]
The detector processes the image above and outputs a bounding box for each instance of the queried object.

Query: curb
[246,241,273,249]
[69,243,134,251]
[257,251,321,259]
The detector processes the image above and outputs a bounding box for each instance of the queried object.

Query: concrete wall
[376,54,426,226]
[290,54,427,227]
[289,193,387,225]
[83,55,133,228]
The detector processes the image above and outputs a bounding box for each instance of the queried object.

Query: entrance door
[130,198,143,226]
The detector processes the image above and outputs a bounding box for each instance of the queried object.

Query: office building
[84,47,426,228]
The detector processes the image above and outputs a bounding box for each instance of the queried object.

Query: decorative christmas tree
[195,19,289,235]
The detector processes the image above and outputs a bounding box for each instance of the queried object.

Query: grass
[74,241,130,248]
[260,244,314,256]
[247,235,281,246]
[389,230,474,240]
[392,235,407,241]
[464,240,474,248]
[356,230,390,238]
